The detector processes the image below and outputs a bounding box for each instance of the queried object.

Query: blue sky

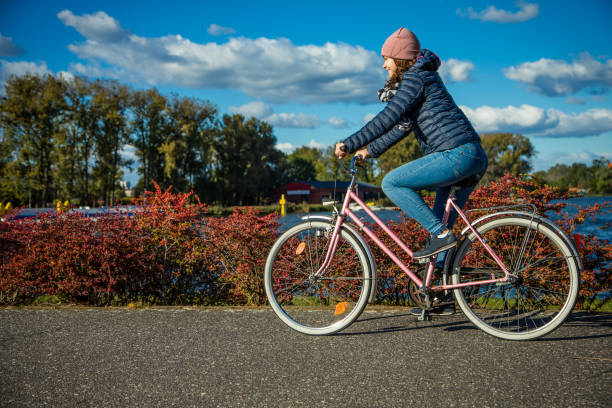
[1,0,611,185]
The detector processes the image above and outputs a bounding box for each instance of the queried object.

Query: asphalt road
[1,307,610,407]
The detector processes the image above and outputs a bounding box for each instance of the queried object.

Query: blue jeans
[381,141,488,236]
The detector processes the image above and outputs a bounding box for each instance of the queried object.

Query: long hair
[386,56,418,87]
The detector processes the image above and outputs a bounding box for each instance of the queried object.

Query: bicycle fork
[313,214,345,278]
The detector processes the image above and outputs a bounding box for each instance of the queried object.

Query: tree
[0,74,67,206]
[162,94,217,194]
[54,76,101,206]
[213,114,285,205]
[480,133,535,183]
[535,157,612,194]
[589,157,612,194]
[534,163,568,187]
[130,88,168,195]
[314,145,347,182]
[90,79,131,205]
[287,146,321,181]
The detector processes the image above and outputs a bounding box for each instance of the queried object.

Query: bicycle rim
[264,220,371,335]
[452,216,579,340]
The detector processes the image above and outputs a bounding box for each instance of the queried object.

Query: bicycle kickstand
[418,286,432,321]
[418,309,431,321]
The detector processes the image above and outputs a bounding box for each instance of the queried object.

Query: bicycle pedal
[417,257,433,264]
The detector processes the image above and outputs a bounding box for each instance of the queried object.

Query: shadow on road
[338,311,612,340]
[537,312,612,341]
[336,313,476,336]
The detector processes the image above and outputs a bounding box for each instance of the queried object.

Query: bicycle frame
[314,162,512,292]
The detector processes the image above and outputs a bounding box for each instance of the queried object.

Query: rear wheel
[452,216,579,340]
[264,220,372,335]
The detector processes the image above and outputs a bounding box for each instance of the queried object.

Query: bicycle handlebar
[339,155,363,175]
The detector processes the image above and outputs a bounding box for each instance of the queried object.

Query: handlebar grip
[350,155,361,172]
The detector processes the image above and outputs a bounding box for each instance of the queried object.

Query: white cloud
[57,10,129,42]
[266,113,319,129]
[439,58,475,82]
[228,101,273,118]
[207,24,236,36]
[458,2,539,23]
[58,10,384,104]
[0,33,25,57]
[0,59,82,92]
[228,101,319,128]
[460,104,549,133]
[327,116,348,128]
[0,60,52,89]
[307,139,326,149]
[503,53,612,96]
[274,140,327,154]
[275,142,297,153]
[120,144,138,162]
[363,113,376,123]
[59,71,75,82]
[460,103,612,138]
[534,108,612,138]
[0,60,50,77]
[70,61,106,78]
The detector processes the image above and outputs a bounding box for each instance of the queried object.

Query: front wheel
[264,220,372,335]
[452,216,579,340]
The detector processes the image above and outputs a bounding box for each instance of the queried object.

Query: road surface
[1,308,610,407]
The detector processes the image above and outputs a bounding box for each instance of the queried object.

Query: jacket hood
[411,49,441,72]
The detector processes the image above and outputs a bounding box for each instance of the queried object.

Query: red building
[270,180,384,204]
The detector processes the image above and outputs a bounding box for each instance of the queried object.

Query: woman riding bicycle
[335,28,488,313]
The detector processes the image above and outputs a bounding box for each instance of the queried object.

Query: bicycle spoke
[515,255,574,275]
[305,228,316,275]
[508,224,522,271]
[516,231,546,274]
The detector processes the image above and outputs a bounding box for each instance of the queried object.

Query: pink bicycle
[264,157,581,340]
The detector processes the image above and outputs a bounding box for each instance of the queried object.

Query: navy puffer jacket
[343,49,481,157]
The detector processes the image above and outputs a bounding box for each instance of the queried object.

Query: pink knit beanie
[381,28,420,60]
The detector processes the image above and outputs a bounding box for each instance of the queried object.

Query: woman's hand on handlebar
[335,143,369,162]
[335,142,347,159]
[354,148,370,162]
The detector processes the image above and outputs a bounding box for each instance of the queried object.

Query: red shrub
[0,175,609,306]
[0,182,218,305]
[0,210,147,304]
[203,207,279,305]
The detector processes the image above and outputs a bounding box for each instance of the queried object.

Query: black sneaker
[410,303,456,316]
[413,231,457,259]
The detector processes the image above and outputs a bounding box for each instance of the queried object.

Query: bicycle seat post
[449,186,457,201]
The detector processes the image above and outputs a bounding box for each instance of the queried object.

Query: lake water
[277,196,612,241]
[548,196,612,241]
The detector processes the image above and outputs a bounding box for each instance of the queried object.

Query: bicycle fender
[458,210,584,272]
[301,215,378,303]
